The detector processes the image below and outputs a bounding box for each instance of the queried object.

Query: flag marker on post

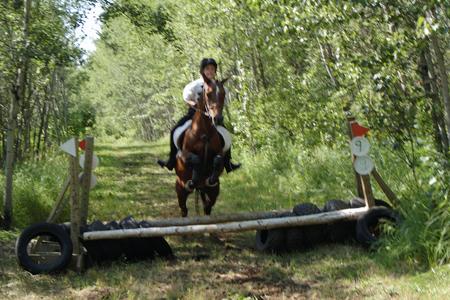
[60,138,77,157]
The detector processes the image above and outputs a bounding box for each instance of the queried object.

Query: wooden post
[80,137,94,226]
[69,137,82,271]
[371,168,398,205]
[47,176,71,222]
[346,116,364,198]
[360,175,375,207]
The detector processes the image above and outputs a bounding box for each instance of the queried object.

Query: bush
[223,139,449,269]
[377,170,449,268]
[0,151,70,229]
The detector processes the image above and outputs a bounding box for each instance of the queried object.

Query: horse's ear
[201,72,211,85]
[220,77,229,85]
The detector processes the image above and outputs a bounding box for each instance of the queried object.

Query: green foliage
[0,152,69,228]
[79,0,449,269]
[377,162,450,268]
[83,13,187,140]
[0,0,96,165]
[1,0,448,274]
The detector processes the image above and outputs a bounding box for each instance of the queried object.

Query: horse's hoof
[184,180,194,192]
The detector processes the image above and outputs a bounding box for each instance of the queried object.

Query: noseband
[194,81,222,126]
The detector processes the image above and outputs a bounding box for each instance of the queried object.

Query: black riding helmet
[199,58,217,73]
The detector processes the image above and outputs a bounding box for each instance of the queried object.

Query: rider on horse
[158,58,241,173]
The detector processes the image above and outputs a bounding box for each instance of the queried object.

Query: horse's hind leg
[176,180,189,217]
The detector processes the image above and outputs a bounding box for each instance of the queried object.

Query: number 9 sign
[351,137,370,156]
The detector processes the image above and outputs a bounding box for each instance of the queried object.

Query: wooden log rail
[83,207,368,240]
[143,210,292,227]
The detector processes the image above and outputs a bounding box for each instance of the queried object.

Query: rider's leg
[157,125,181,170]
[217,119,241,173]
[158,108,195,170]
[223,148,241,173]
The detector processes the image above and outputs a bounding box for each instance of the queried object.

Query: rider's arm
[183,80,199,108]
[185,100,197,107]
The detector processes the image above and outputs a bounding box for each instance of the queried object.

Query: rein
[192,82,219,126]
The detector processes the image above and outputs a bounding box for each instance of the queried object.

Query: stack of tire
[15,216,174,274]
[79,216,174,265]
[255,198,399,254]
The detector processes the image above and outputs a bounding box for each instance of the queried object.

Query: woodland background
[1,0,449,271]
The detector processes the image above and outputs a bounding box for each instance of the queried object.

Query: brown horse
[175,74,228,217]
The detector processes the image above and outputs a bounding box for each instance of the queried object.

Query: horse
[174,73,228,217]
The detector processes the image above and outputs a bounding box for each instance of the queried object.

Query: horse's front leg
[202,185,219,215]
[176,179,189,217]
[180,151,201,191]
[205,155,223,187]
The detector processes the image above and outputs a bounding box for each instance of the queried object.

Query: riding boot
[157,130,178,171]
[223,149,241,173]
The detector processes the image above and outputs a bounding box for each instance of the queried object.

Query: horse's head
[200,73,228,126]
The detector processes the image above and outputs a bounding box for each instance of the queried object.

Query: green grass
[1,138,449,299]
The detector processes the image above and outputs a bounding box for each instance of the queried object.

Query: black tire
[15,222,73,274]
[119,216,142,260]
[150,237,175,260]
[255,211,298,253]
[322,200,355,243]
[356,206,399,247]
[292,203,325,247]
[322,199,349,212]
[255,229,286,253]
[293,203,321,216]
[138,221,174,259]
[82,220,124,263]
[349,197,392,209]
[285,227,305,251]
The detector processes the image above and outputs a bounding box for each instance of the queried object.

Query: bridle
[193,80,223,127]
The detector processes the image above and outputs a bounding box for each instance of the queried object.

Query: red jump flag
[79,139,86,151]
[351,122,370,137]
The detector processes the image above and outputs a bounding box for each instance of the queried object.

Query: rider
[157,58,241,173]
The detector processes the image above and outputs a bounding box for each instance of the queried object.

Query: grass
[1,137,449,299]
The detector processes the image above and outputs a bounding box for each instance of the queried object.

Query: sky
[75,2,103,54]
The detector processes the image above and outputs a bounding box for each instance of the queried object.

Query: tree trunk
[317,38,339,88]
[429,34,450,148]
[23,68,34,156]
[419,52,444,153]
[3,88,19,229]
[2,0,32,230]
[424,47,449,154]
[35,98,47,156]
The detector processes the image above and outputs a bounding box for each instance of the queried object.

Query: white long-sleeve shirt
[183,78,229,105]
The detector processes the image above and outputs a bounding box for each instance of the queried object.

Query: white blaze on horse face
[207,84,222,119]
[203,79,225,122]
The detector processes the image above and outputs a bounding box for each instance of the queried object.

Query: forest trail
[0,139,448,299]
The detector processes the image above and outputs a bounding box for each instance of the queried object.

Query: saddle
[173,120,232,153]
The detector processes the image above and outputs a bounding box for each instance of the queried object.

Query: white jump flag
[60,138,77,157]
